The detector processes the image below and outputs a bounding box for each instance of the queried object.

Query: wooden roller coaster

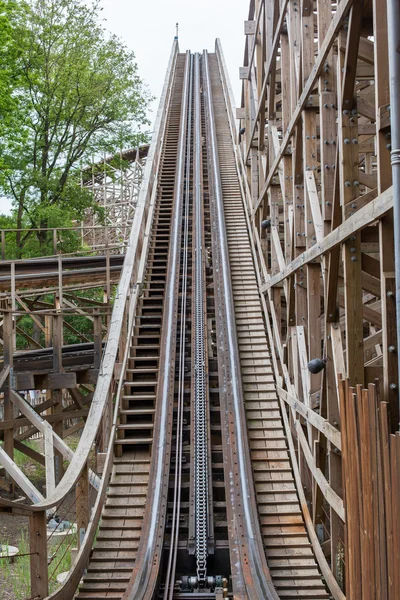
[0,2,399,599]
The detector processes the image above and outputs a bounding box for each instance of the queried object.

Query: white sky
[99,0,247,124]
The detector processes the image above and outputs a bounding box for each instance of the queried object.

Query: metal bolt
[387,290,395,298]
[312,235,316,240]
[390,383,397,390]
[326,201,332,206]
[351,256,357,262]
[333,421,338,426]
[352,138,358,144]
[306,135,310,139]
[324,139,329,145]
[324,164,330,169]
[345,180,351,187]
[387,144,392,150]
[329,313,333,318]
[351,202,357,208]
[389,345,396,353]
[350,247,357,253]
[343,109,349,115]
[324,103,329,108]
[344,138,350,144]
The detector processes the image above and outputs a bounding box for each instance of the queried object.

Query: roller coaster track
[0,41,341,600]
[2,0,400,596]
[71,45,329,600]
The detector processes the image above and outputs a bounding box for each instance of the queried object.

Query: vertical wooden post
[76,463,89,549]
[29,511,48,599]
[52,306,64,484]
[93,309,102,369]
[1,230,5,260]
[3,305,14,486]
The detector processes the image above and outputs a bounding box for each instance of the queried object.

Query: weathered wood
[76,464,89,549]
[29,511,48,598]
[261,186,393,292]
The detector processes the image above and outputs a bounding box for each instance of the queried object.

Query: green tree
[0,1,21,123]
[0,0,151,256]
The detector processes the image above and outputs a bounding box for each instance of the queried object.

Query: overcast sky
[0,0,248,215]
[100,0,247,124]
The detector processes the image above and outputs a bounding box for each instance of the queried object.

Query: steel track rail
[123,51,192,600]
[203,49,278,600]
[193,52,210,586]
[163,52,194,600]
[42,40,181,600]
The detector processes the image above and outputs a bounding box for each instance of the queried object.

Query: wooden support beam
[76,464,89,549]
[29,511,48,598]
[261,186,393,292]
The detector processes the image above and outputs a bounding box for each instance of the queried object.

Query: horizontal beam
[261,185,393,292]
[277,386,341,450]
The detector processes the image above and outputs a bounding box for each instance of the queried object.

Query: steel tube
[387,0,400,427]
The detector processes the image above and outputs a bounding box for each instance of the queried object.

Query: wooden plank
[239,66,250,80]
[278,395,345,600]
[0,445,44,503]
[295,421,345,522]
[245,19,256,35]
[277,386,341,450]
[11,390,100,491]
[305,172,324,243]
[29,511,48,598]
[41,372,77,389]
[252,0,354,213]
[261,186,393,292]
[44,422,55,497]
[379,402,393,599]
[14,439,45,466]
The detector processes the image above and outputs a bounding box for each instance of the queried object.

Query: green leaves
[0,0,151,256]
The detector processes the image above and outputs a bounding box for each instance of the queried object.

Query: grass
[0,528,76,597]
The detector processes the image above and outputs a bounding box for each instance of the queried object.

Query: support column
[29,511,48,599]
[76,464,89,549]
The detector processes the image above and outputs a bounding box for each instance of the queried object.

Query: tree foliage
[0,0,151,256]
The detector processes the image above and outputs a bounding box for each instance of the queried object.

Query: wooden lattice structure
[238,0,399,596]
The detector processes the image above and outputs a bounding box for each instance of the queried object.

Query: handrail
[203,49,278,600]
[0,39,179,515]
[123,50,192,600]
[46,175,159,599]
